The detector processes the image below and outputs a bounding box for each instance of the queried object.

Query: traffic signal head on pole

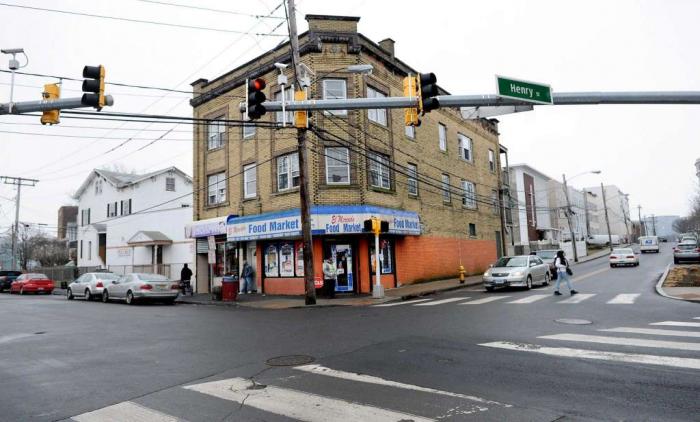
[418,72,439,114]
[81,65,105,110]
[40,83,60,125]
[403,75,420,127]
[363,217,389,235]
[246,78,267,120]
[294,89,308,128]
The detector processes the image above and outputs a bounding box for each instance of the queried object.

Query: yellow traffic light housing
[81,65,105,109]
[294,89,308,128]
[403,75,420,127]
[40,83,60,125]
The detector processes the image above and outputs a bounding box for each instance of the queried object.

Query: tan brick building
[188,14,504,295]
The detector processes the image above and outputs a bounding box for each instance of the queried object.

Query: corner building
[190,15,504,295]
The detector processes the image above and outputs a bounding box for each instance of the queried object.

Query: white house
[74,167,194,280]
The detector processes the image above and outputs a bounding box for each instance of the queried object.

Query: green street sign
[496,76,552,104]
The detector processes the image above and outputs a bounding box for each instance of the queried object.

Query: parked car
[102,273,179,305]
[609,248,639,267]
[638,236,660,253]
[673,242,700,264]
[534,249,559,280]
[483,255,550,292]
[67,272,120,301]
[9,273,54,295]
[0,270,22,292]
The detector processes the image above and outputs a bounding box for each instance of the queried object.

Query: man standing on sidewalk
[323,256,337,299]
[180,264,193,296]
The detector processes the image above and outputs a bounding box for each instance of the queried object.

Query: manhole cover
[265,355,315,367]
[555,318,592,325]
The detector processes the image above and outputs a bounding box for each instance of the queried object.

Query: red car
[10,273,54,295]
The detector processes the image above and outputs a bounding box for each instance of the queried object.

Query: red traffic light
[250,78,266,91]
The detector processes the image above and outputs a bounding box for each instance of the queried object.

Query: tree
[673,191,700,234]
[16,226,69,269]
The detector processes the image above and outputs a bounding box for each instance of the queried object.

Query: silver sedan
[102,273,179,305]
[483,255,551,292]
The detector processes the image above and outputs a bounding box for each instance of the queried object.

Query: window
[322,79,347,116]
[370,239,393,274]
[94,179,102,195]
[441,174,451,203]
[120,199,132,215]
[367,86,387,126]
[277,153,300,191]
[438,124,447,151]
[242,113,256,138]
[369,151,391,189]
[207,172,226,205]
[405,124,415,139]
[207,117,225,150]
[106,202,117,218]
[81,209,91,226]
[469,223,477,237]
[488,149,495,172]
[461,180,477,209]
[458,133,473,162]
[275,87,294,124]
[491,189,499,214]
[243,164,257,199]
[88,241,92,260]
[166,177,175,192]
[407,163,418,196]
[325,147,350,184]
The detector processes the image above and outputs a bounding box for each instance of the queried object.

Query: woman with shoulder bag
[554,250,578,296]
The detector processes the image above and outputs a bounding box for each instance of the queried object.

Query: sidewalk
[656,264,700,303]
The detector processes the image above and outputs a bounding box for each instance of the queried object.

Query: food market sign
[496,76,552,105]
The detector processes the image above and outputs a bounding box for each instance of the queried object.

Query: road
[0,243,698,421]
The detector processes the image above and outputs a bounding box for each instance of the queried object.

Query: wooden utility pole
[601,183,613,251]
[2,176,38,270]
[562,174,579,262]
[637,205,644,237]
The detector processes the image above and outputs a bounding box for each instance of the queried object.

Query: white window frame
[166,177,175,192]
[277,152,300,191]
[441,174,451,203]
[207,172,226,205]
[275,86,294,125]
[325,147,350,185]
[120,199,131,216]
[461,180,477,209]
[458,133,473,162]
[491,189,499,214]
[405,124,415,139]
[242,113,256,139]
[369,151,391,189]
[322,79,347,116]
[243,164,257,199]
[407,163,418,196]
[488,149,495,172]
[438,123,447,151]
[367,86,387,126]
[207,118,225,150]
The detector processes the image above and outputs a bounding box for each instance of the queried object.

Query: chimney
[305,14,360,33]
[378,38,395,57]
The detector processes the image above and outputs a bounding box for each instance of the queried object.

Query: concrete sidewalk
[656,264,700,303]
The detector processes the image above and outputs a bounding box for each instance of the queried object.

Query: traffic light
[294,89,308,128]
[418,72,439,114]
[363,217,389,235]
[246,78,267,120]
[403,75,420,127]
[40,83,60,125]
[81,65,105,109]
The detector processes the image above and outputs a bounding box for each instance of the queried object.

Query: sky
[1,0,699,237]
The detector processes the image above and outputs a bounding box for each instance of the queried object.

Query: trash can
[221,275,239,302]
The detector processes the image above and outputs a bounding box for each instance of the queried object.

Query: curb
[395,279,482,301]
[655,264,700,303]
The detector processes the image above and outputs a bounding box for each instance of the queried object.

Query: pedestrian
[553,250,578,296]
[180,263,193,296]
[322,255,337,299]
[241,260,254,294]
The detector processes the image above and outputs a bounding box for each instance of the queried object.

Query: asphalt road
[1,243,698,421]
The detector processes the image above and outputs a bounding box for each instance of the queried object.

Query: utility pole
[562,174,578,262]
[651,214,657,236]
[601,183,613,251]
[638,205,644,237]
[286,0,316,305]
[582,189,591,237]
[1,176,39,270]
[620,200,630,243]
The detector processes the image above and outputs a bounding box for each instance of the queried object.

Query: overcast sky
[1,0,699,236]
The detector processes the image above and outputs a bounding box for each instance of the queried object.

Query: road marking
[507,294,549,304]
[558,293,596,304]
[459,296,512,305]
[479,341,700,370]
[650,321,700,328]
[414,297,468,306]
[606,294,640,304]
[72,401,180,422]
[538,333,700,351]
[0,333,34,345]
[600,327,700,338]
[294,364,510,407]
[184,377,433,422]
[373,298,431,307]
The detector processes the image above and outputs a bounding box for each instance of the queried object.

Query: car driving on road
[609,248,639,267]
[67,272,120,301]
[673,241,700,264]
[483,255,550,292]
[101,273,180,305]
[638,236,659,253]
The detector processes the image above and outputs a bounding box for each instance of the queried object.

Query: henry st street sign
[496,76,553,105]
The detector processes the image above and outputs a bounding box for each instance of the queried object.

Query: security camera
[274,62,288,70]
[1,48,24,54]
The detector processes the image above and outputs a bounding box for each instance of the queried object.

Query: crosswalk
[374,292,644,308]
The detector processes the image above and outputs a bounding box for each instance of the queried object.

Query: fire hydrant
[459,265,466,284]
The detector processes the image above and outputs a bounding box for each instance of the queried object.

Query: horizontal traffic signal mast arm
[0,95,114,115]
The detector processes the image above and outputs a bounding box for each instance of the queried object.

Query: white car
[102,273,179,305]
[639,236,659,253]
[67,272,120,301]
[609,248,639,267]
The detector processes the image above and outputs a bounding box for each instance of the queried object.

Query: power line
[0,121,194,133]
[134,0,286,19]
[0,129,193,141]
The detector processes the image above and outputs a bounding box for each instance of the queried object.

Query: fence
[33,263,188,286]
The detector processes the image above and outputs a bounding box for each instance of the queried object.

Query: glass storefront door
[328,243,354,293]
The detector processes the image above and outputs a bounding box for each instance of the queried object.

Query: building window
[370,238,393,274]
[243,164,257,199]
[458,133,473,162]
[322,79,347,116]
[68,225,77,242]
[242,113,255,139]
[325,147,350,184]
[405,124,415,139]
[275,87,294,124]
[369,151,391,189]
[488,149,495,172]
[166,177,175,191]
[107,202,117,218]
[469,223,477,237]
[207,172,226,205]
[94,179,102,195]
[461,180,477,209]
[438,123,447,151]
[407,163,418,196]
[277,152,300,191]
[367,86,387,126]
[81,208,91,226]
[491,189,500,214]
[120,199,132,215]
[207,117,225,150]
[441,174,451,203]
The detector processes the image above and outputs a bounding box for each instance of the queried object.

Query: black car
[0,271,22,292]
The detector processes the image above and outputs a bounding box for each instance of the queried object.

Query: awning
[128,231,173,246]
[185,215,233,238]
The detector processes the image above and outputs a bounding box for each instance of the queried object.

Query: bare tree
[16,226,69,269]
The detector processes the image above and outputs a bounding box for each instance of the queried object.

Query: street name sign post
[496,76,553,104]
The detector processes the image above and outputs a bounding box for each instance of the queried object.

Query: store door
[327,243,355,293]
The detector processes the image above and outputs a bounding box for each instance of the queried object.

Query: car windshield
[613,249,634,255]
[93,273,119,280]
[535,251,557,259]
[494,257,528,267]
[134,273,169,282]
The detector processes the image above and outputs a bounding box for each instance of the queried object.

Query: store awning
[185,215,233,238]
[127,231,173,246]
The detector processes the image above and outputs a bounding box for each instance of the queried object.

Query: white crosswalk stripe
[558,293,596,304]
[459,296,511,305]
[72,401,180,422]
[606,293,640,304]
[373,298,431,307]
[650,321,700,328]
[600,327,700,338]
[413,297,468,306]
[538,333,700,351]
[507,294,549,304]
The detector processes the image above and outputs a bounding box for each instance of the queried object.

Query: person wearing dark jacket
[180,264,193,295]
[553,250,578,296]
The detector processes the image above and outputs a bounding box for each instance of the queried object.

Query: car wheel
[84,289,92,301]
[164,299,176,305]
[543,272,550,286]
[126,290,135,305]
[674,258,679,264]
[102,290,109,303]
[525,276,532,290]
[67,288,74,300]
[610,264,615,268]
[485,286,494,292]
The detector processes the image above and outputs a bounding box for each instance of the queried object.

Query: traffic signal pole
[0,95,114,115]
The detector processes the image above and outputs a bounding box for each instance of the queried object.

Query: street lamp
[562,170,602,262]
